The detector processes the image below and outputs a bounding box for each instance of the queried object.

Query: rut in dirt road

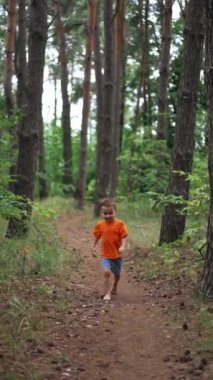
[55,214,212,380]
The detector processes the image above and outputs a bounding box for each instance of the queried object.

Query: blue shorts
[101,258,122,274]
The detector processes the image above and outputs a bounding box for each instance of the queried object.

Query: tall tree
[55,0,73,194]
[141,0,152,139]
[93,0,104,215]
[127,0,148,193]
[178,0,189,19]
[94,0,114,209]
[5,0,17,192]
[16,0,27,111]
[199,0,213,300]
[110,0,125,197]
[4,0,16,116]
[10,0,27,195]
[75,0,97,209]
[156,0,174,140]
[6,0,48,238]
[159,0,205,244]
[38,100,48,199]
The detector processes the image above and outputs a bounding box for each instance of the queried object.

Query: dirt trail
[54,213,212,380]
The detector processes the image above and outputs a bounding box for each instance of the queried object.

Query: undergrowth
[135,241,204,283]
[0,197,80,281]
[0,197,81,378]
[198,306,213,352]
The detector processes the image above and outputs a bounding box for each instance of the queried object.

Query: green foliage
[0,111,17,188]
[137,241,203,282]
[0,191,28,220]
[0,198,79,282]
[120,137,171,196]
[147,152,209,254]
[42,122,64,195]
[182,156,209,250]
[0,111,34,226]
[148,191,185,210]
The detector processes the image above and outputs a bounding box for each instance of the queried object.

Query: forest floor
[1,211,213,379]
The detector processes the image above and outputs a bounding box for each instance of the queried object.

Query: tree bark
[142,0,152,139]
[38,100,48,199]
[9,0,27,195]
[127,0,146,193]
[4,0,16,116]
[157,0,174,140]
[159,0,205,244]
[6,0,48,238]
[110,0,125,197]
[199,0,213,300]
[16,0,27,110]
[55,0,73,194]
[75,0,97,209]
[5,0,17,192]
[94,0,114,207]
[94,0,104,215]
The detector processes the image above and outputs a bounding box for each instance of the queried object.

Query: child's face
[101,205,116,223]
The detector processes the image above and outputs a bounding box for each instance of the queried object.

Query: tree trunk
[157,0,174,140]
[54,72,57,125]
[6,0,48,238]
[12,0,27,194]
[159,0,205,244]
[142,0,152,139]
[127,0,145,193]
[38,101,48,199]
[4,0,16,116]
[94,0,104,215]
[75,0,97,209]
[5,0,17,192]
[178,0,189,19]
[199,0,213,300]
[110,0,125,197]
[94,0,114,208]
[16,0,27,110]
[55,0,73,194]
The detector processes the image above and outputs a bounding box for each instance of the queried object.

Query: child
[92,198,128,301]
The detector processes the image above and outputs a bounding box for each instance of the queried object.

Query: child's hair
[100,197,117,210]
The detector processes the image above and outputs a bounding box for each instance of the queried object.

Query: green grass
[0,197,80,282]
[117,196,161,247]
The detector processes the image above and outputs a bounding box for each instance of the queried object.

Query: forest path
[54,213,212,380]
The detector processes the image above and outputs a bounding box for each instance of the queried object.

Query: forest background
[1,0,213,377]
[0,0,213,336]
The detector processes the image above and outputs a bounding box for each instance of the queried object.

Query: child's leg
[103,269,111,300]
[111,273,120,294]
[111,258,122,295]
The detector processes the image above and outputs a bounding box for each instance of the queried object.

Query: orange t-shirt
[93,218,128,259]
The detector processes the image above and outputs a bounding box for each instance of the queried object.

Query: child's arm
[119,236,128,254]
[92,237,100,258]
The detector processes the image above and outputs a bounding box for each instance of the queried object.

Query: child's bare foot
[103,294,111,301]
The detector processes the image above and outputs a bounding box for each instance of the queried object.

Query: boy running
[92,198,128,301]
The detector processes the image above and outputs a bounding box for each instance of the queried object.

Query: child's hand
[119,246,125,254]
[92,247,97,258]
